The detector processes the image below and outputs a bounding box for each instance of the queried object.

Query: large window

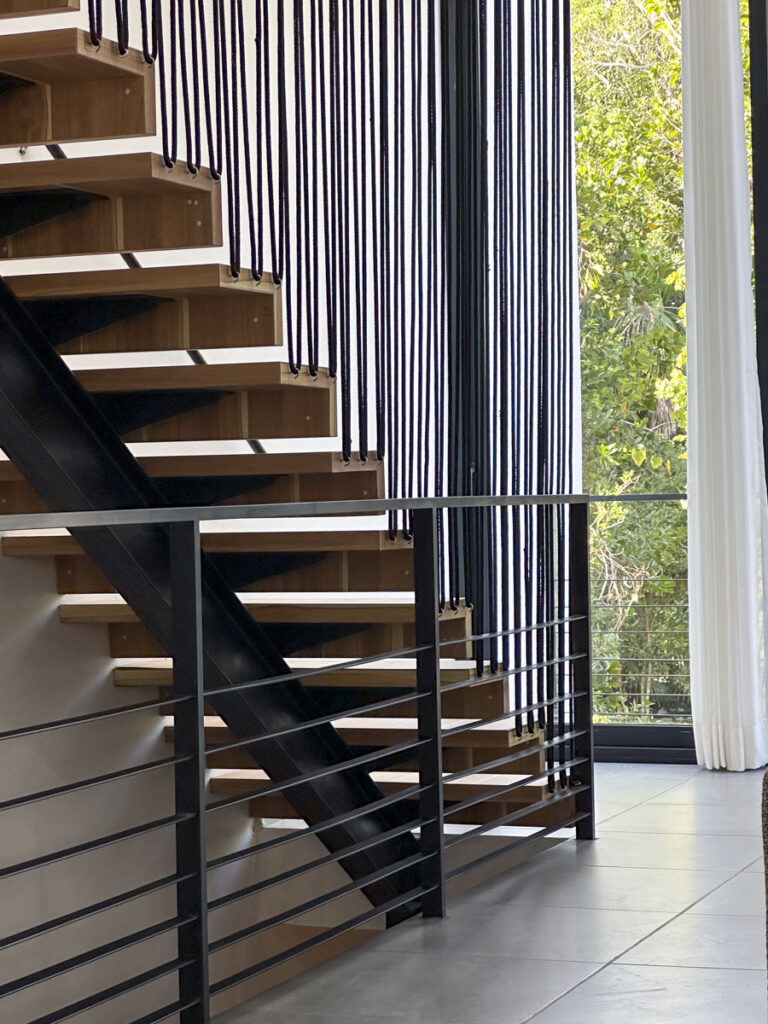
[572,0,690,725]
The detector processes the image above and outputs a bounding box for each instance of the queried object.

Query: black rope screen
[88,0,577,680]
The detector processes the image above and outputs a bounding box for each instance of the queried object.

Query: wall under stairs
[0,550,389,1022]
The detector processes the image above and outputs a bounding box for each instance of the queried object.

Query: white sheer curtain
[683,0,768,770]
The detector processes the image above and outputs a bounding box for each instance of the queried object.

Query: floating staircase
[0,12,578,1017]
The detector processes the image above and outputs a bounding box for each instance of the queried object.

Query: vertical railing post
[413,507,446,917]
[568,501,595,840]
[170,521,210,1023]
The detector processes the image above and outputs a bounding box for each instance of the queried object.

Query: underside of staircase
[0,9,582,1022]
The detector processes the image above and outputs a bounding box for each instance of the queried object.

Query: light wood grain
[60,594,471,626]
[9,266,280,354]
[0,154,221,257]
[2,530,412,558]
[0,29,154,147]
[0,0,79,16]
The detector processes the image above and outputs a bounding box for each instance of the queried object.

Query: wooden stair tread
[73,362,334,394]
[0,153,211,198]
[8,264,277,300]
[59,592,470,625]
[113,657,477,688]
[69,365,336,442]
[0,30,154,148]
[8,265,281,354]
[0,153,221,258]
[167,714,520,749]
[209,768,551,804]
[3,531,411,557]
[0,1,79,16]
[0,453,383,517]
[0,451,380,481]
[0,28,145,83]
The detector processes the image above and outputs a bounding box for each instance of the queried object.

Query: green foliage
[573,0,690,720]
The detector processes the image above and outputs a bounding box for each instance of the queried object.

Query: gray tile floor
[217,763,768,1024]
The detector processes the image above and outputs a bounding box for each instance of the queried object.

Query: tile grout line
[519,837,763,1022]
[594,773,705,825]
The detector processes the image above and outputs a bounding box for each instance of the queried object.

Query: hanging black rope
[82,0,579,678]
[88,0,103,47]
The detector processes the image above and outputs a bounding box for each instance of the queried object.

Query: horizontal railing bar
[0,813,194,881]
[210,850,429,953]
[204,644,429,699]
[593,657,690,663]
[128,998,201,1024]
[0,695,191,744]
[437,616,586,650]
[209,886,427,995]
[204,690,427,757]
[0,871,194,951]
[446,789,590,852]
[443,729,589,783]
[593,578,688,582]
[208,818,424,913]
[27,957,196,1024]
[594,691,691,698]
[593,622,692,630]
[598,713,693,720]
[590,493,686,502]
[206,784,426,870]
[443,757,586,819]
[0,493,590,532]
[206,738,429,813]
[594,604,689,609]
[444,809,591,878]
[593,672,690,678]
[440,658,587,695]
[0,755,190,813]
[0,915,193,999]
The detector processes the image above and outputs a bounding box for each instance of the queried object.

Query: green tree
[573,0,690,720]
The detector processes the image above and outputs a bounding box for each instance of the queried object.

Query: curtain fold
[683,0,768,770]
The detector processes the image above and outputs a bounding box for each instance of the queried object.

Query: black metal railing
[0,493,594,1024]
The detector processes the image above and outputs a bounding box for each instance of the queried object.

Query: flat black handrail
[0,490,686,537]
[0,491,590,533]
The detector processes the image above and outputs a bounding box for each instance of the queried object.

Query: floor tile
[213,763,768,1024]
[688,871,766,917]
[595,764,701,780]
[375,901,671,964]
[599,800,762,836]
[593,775,693,805]
[526,964,768,1024]
[216,949,600,1024]
[535,830,762,872]
[618,912,767,971]
[218,1014,400,1024]
[648,769,765,806]
[453,860,730,913]
[594,800,643,823]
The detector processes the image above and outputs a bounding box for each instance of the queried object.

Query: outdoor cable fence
[589,493,690,727]
[0,493,594,1024]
